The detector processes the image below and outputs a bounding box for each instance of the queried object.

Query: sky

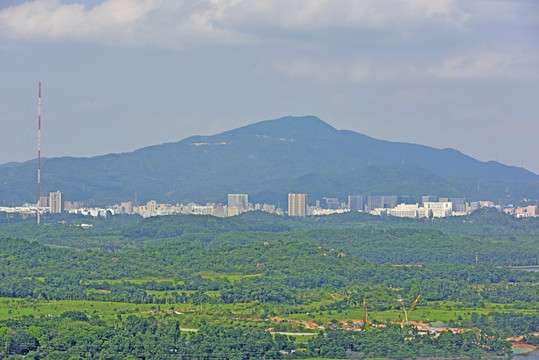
[1,0,538,174]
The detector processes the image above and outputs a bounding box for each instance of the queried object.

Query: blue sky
[1,0,538,174]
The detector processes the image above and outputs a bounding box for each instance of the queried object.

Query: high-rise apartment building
[321,197,340,210]
[49,191,63,214]
[121,201,133,214]
[398,195,414,204]
[147,200,157,213]
[449,198,467,213]
[38,196,49,208]
[72,201,84,210]
[64,201,73,211]
[421,195,438,205]
[367,195,398,211]
[348,195,364,211]
[288,193,307,217]
[367,196,383,211]
[227,194,248,210]
[383,196,398,209]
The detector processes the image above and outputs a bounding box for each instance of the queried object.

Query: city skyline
[4,189,537,219]
[1,1,538,174]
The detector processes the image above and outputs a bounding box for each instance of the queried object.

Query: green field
[86,276,178,285]
[198,270,264,282]
[0,298,155,320]
[2,296,534,333]
[286,304,536,325]
[0,213,537,358]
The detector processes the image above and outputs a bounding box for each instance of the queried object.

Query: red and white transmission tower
[37,82,42,227]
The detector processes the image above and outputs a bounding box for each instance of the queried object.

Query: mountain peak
[1,115,538,205]
[221,115,338,140]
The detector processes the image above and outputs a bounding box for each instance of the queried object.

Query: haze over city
[1,0,538,174]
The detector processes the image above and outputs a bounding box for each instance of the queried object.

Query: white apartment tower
[288,193,307,217]
[228,194,248,210]
[49,191,63,214]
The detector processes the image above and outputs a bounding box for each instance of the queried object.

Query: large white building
[387,203,430,218]
[423,201,453,218]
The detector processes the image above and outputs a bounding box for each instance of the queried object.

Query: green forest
[0,210,538,359]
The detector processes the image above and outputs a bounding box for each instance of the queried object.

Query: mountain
[1,115,538,205]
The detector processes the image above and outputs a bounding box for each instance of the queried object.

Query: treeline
[1,238,537,308]
[1,210,538,265]
[120,214,291,239]
[0,313,284,359]
[457,312,539,337]
[0,212,139,230]
[0,312,513,359]
[199,228,538,265]
[294,326,511,359]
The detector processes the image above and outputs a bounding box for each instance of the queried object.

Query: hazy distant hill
[1,115,537,205]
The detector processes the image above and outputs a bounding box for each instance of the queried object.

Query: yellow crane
[363,298,367,326]
[350,298,368,329]
[401,294,422,326]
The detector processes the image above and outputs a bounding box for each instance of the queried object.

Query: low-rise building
[309,208,349,216]
[515,205,538,217]
[387,203,430,218]
[423,201,453,218]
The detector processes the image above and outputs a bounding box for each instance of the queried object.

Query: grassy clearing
[0,297,535,333]
[197,271,263,282]
[0,298,255,319]
[0,298,155,320]
[86,277,179,285]
[284,303,537,325]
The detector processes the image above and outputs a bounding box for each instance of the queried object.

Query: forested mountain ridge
[1,210,538,265]
[0,116,537,205]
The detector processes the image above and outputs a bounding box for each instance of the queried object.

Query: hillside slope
[0,116,537,205]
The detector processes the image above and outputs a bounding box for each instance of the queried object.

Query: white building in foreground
[387,204,430,218]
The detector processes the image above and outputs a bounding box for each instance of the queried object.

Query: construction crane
[400,294,422,326]
[350,298,368,329]
[363,298,367,327]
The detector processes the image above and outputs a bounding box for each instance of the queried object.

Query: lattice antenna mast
[37,82,42,227]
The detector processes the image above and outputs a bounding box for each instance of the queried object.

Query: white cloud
[0,0,156,44]
[218,0,467,31]
[463,0,539,27]
[0,0,257,49]
[0,0,469,49]
[427,46,539,81]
